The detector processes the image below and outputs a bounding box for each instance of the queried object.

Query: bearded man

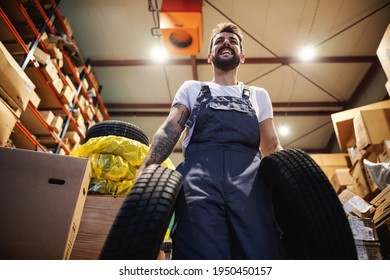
[138,22,284,259]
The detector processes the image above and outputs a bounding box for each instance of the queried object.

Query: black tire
[85,120,149,146]
[99,164,183,260]
[260,148,358,260]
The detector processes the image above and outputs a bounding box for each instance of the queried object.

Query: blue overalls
[172,84,284,259]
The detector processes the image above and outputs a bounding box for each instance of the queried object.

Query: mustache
[218,46,235,55]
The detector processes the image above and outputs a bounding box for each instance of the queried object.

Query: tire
[99,164,183,260]
[85,120,149,146]
[260,148,358,260]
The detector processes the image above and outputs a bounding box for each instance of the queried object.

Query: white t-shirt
[173,80,274,151]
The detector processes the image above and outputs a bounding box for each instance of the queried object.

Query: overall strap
[185,82,211,129]
[200,84,212,100]
[242,85,251,99]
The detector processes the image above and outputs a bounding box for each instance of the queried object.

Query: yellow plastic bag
[71,135,175,195]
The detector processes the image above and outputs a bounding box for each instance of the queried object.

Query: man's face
[209,32,244,72]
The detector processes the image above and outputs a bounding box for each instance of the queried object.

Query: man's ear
[240,53,245,63]
[207,53,212,63]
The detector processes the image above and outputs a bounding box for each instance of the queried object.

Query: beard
[211,49,241,72]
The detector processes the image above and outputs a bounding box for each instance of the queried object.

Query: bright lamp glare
[279,125,290,136]
[151,45,168,63]
[299,46,315,61]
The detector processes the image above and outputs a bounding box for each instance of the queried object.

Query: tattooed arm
[259,118,283,157]
[138,103,190,173]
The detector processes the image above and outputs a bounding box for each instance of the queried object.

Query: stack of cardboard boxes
[0,42,40,147]
[348,216,382,260]
[320,89,389,260]
[311,26,390,259]
[326,101,390,259]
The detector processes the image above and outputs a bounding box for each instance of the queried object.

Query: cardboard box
[348,215,383,260]
[86,105,95,121]
[20,107,54,136]
[310,153,350,166]
[0,42,35,112]
[331,168,353,194]
[377,139,390,162]
[0,98,18,146]
[65,131,81,145]
[76,114,86,130]
[65,75,77,93]
[52,77,64,95]
[331,100,390,150]
[371,186,390,225]
[347,147,365,166]
[310,153,350,181]
[51,115,64,134]
[39,110,55,125]
[60,85,75,106]
[0,85,23,118]
[348,160,372,200]
[348,216,379,241]
[33,47,51,65]
[0,147,91,259]
[377,24,390,81]
[43,59,59,81]
[355,240,383,260]
[339,189,374,218]
[354,108,390,150]
[70,195,125,260]
[25,66,62,109]
[47,45,63,68]
[29,90,41,108]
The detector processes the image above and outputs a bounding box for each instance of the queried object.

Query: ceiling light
[299,46,315,61]
[278,125,290,136]
[151,45,168,63]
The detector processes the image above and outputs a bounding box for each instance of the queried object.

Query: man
[138,22,284,259]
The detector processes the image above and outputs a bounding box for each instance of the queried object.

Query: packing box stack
[347,216,382,260]
[0,42,39,146]
[327,100,390,259]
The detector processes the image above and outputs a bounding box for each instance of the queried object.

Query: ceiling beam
[90,56,376,67]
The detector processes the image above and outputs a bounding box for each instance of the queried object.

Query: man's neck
[212,68,239,86]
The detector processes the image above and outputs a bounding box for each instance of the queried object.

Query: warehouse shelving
[0,0,110,154]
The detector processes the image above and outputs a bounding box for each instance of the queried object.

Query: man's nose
[222,38,231,47]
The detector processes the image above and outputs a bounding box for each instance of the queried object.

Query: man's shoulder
[180,80,204,94]
[243,84,268,96]
[182,80,202,87]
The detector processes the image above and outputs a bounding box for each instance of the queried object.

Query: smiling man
[138,22,284,259]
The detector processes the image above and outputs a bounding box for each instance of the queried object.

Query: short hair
[209,22,243,53]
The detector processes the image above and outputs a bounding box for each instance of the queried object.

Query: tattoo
[148,137,176,164]
[144,121,182,165]
[172,103,190,128]
[177,110,187,127]
[142,103,189,167]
